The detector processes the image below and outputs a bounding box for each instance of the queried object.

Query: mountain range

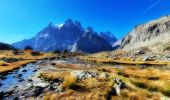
[12,19,117,53]
[5,16,170,53]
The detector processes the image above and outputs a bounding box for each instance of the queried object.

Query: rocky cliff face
[98,32,117,44]
[120,16,170,52]
[13,19,116,53]
[72,28,113,53]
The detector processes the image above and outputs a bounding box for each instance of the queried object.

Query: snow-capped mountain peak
[12,19,117,53]
[56,23,64,29]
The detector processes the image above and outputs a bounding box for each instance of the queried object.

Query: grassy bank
[0,50,56,74]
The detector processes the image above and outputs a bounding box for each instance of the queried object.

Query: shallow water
[0,63,39,92]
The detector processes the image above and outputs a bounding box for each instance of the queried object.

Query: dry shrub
[62,73,77,89]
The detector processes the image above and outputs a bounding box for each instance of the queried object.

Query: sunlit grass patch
[0,50,57,61]
[56,63,85,69]
[40,71,77,89]
[0,60,9,66]
[43,74,114,100]
[40,71,68,81]
[43,89,107,100]
[0,60,35,73]
[130,78,170,97]
[80,51,170,65]
[0,50,57,74]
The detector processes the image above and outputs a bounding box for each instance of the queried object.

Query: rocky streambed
[0,57,96,99]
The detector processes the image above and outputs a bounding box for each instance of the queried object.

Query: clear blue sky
[0,0,170,44]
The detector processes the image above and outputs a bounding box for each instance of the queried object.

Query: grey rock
[143,56,156,61]
[33,82,50,88]
[14,74,22,78]
[26,86,44,97]
[113,78,127,95]
[18,78,24,82]
[99,73,109,79]
[33,69,37,72]
[22,69,27,72]
[71,70,98,81]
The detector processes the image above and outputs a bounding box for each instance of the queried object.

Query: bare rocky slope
[120,15,170,52]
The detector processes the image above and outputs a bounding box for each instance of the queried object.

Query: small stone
[99,73,108,79]
[27,79,33,82]
[33,82,49,88]
[33,69,37,72]
[14,74,22,78]
[27,86,44,96]
[22,69,27,72]
[18,78,24,82]
[114,84,120,95]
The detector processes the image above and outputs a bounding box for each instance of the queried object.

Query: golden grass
[112,66,170,97]
[0,50,57,60]
[80,56,170,65]
[62,73,77,89]
[43,75,114,100]
[0,60,35,73]
[56,64,85,69]
[0,60,9,66]
[42,69,162,100]
[0,50,57,74]
[40,71,77,89]
[43,89,107,100]
[0,50,168,99]
[41,63,170,99]
[131,79,170,97]
[40,71,69,81]
[79,49,170,65]
[55,63,99,71]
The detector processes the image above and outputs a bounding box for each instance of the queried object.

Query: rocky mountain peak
[63,19,75,27]
[85,27,94,33]
[13,19,116,53]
